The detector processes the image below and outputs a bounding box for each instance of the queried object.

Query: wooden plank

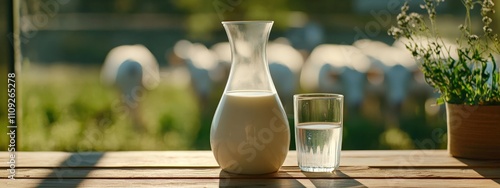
[2,178,499,188]
[1,151,219,168]
[1,150,499,168]
[2,151,498,187]
[6,166,500,179]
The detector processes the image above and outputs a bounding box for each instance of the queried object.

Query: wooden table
[1,150,499,187]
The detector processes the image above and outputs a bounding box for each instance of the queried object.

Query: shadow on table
[218,169,365,187]
[218,170,301,187]
[301,170,365,187]
[456,158,500,185]
[37,152,105,188]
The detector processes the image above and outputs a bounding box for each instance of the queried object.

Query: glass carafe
[210,21,290,174]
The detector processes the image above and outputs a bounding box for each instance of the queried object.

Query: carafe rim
[222,20,273,24]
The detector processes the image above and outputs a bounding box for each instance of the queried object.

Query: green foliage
[172,0,291,39]
[18,65,199,151]
[389,0,500,105]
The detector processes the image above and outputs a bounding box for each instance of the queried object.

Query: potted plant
[389,0,500,159]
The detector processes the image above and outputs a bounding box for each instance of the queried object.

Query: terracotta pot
[446,103,500,159]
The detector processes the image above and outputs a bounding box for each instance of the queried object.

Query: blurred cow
[353,39,418,112]
[300,44,372,110]
[267,39,304,113]
[174,40,224,106]
[210,42,232,84]
[101,44,160,131]
[210,42,232,67]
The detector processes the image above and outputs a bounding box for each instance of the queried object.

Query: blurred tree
[72,0,183,14]
[0,0,12,150]
[288,0,352,14]
[172,0,291,40]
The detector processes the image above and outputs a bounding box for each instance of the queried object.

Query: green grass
[15,64,200,151]
[0,64,448,151]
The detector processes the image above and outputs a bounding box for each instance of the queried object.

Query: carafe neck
[223,21,275,92]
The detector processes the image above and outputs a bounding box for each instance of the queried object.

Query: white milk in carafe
[210,91,290,174]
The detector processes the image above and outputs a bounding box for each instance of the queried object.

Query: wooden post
[1,0,19,151]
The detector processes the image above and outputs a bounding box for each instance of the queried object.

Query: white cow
[353,39,418,110]
[175,40,223,106]
[300,44,371,110]
[210,42,232,67]
[101,44,160,131]
[210,42,232,84]
[267,39,304,112]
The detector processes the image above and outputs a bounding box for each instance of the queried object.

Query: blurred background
[1,0,498,151]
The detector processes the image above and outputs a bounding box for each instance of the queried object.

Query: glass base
[299,166,337,172]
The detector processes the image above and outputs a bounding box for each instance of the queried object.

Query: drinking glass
[294,93,344,172]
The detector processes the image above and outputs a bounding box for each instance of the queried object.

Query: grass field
[3,64,201,151]
[0,64,448,151]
